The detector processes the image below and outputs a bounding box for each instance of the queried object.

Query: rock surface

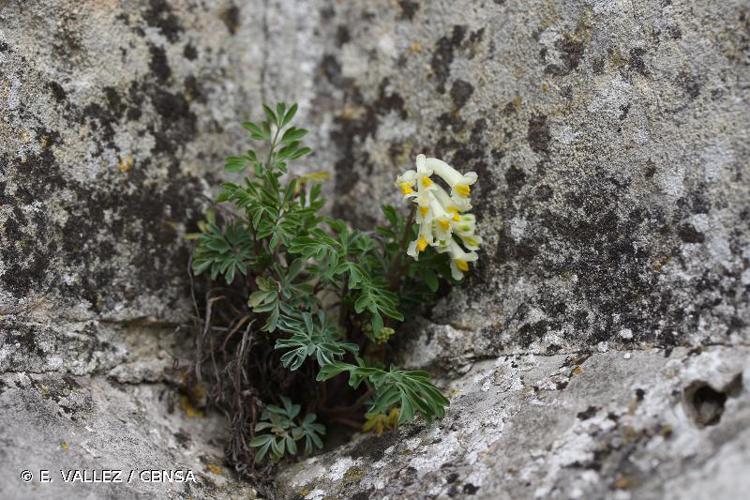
[0,372,258,499]
[279,346,750,499]
[1,0,749,498]
[286,0,750,497]
[1,1,324,497]
[314,0,750,355]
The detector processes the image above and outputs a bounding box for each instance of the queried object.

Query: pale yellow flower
[420,155,477,202]
[438,239,479,280]
[396,154,482,277]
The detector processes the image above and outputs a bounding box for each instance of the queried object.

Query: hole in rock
[683,373,743,427]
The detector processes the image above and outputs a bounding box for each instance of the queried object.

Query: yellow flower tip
[438,219,451,230]
[417,236,428,252]
[387,407,400,426]
[419,206,430,217]
[421,176,433,188]
[363,408,400,434]
[452,213,461,222]
[455,259,469,272]
[454,184,471,197]
[399,182,414,195]
[463,236,478,247]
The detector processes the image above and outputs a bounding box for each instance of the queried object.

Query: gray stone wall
[311,0,750,360]
[0,1,322,497]
[1,0,749,498]
[280,346,750,499]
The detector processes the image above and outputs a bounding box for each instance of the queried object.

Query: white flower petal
[449,260,464,280]
[463,172,478,185]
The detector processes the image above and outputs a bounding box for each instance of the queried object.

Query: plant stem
[319,388,373,416]
[387,206,415,291]
[265,123,281,169]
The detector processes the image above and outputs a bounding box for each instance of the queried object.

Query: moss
[342,466,365,485]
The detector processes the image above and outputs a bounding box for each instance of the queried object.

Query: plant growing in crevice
[249,396,325,462]
[188,103,481,482]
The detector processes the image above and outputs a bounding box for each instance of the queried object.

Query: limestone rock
[0,372,258,499]
[313,0,750,355]
[0,1,324,497]
[279,346,750,499]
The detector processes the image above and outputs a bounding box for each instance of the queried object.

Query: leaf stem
[265,122,282,170]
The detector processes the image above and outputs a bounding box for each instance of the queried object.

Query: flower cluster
[395,154,481,280]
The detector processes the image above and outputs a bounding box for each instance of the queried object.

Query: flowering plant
[189,104,479,471]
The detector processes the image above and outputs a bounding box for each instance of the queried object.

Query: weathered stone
[1,0,330,332]
[275,1,749,496]
[0,372,258,499]
[314,0,750,355]
[279,346,750,499]
[0,1,326,497]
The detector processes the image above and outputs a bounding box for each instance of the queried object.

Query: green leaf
[270,437,284,460]
[290,147,312,159]
[280,396,301,419]
[315,361,354,382]
[316,362,449,424]
[277,141,301,159]
[249,434,275,462]
[282,103,298,126]
[250,396,323,461]
[280,127,308,145]
[422,268,439,293]
[242,121,267,140]
[275,311,358,370]
[249,434,274,447]
[350,273,403,331]
[225,156,248,172]
[191,221,254,284]
[285,435,297,454]
[382,204,399,227]
[263,104,278,126]
[276,102,287,122]
[299,412,325,455]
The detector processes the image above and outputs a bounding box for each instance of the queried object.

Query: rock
[0,372,257,499]
[278,346,750,499]
[314,0,750,354]
[0,1,325,497]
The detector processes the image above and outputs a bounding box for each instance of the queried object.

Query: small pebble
[619,328,634,340]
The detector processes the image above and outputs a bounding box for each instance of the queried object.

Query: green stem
[388,206,415,291]
[265,122,282,170]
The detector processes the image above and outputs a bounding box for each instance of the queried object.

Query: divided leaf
[274,311,358,370]
[250,396,325,462]
[316,361,449,424]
